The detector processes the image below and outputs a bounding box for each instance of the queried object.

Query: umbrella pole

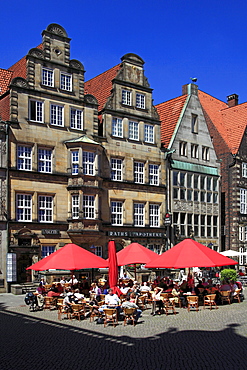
[134,264,137,281]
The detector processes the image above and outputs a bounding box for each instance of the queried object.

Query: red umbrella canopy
[145,239,238,269]
[116,242,158,266]
[26,243,108,271]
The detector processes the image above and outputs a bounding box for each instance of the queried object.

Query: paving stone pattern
[0,291,247,370]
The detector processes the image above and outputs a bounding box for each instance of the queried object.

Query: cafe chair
[57,305,70,320]
[43,296,56,310]
[89,302,104,323]
[232,289,241,303]
[164,299,177,315]
[187,296,199,312]
[203,294,218,310]
[123,307,136,326]
[103,308,118,327]
[160,293,169,301]
[220,291,231,305]
[70,303,85,321]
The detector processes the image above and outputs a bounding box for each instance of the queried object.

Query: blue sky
[2,1,247,105]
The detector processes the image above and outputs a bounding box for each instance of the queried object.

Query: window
[112,118,123,137]
[71,150,79,175]
[149,164,159,185]
[148,244,161,254]
[213,216,218,237]
[42,68,54,87]
[122,90,131,105]
[201,215,205,237]
[70,109,83,130]
[242,163,247,178]
[83,152,95,175]
[136,93,145,109]
[129,121,139,140]
[240,188,247,214]
[72,194,79,219]
[134,203,145,227]
[134,162,144,184]
[94,246,102,257]
[202,146,210,161]
[38,148,52,173]
[111,158,122,181]
[83,195,95,219]
[207,215,212,237]
[180,213,186,236]
[191,144,198,158]
[239,225,247,241]
[17,145,32,171]
[29,99,43,122]
[144,124,154,143]
[194,214,199,237]
[41,246,55,258]
[50,104,63,126]
[38,195,53,222]
[16,194,32,221]
[60,72,72,91]
[149,204,160,227]
[111,201,123,225]
[191,114,198,133]
[179,141,187,156]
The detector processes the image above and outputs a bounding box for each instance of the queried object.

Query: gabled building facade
[199,91,247,265]
[156,83,221,250]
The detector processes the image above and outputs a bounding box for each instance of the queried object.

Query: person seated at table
[220,280,231,291]
[230,280,239,297]
[122,296,142,323]
[35,283,46,308]
[47,284,61,297]
[60,276,67,285]
[56,283,64,294]
[179,280,189,293]
[140,282,151,293]
[201,278,209,287]
[74,288,84,302]
[120,282,131,295]
[90,282,102,301]
[170,284,186,308]
[151,287,164,315]
[105,288,121,306]
[68,275,78,285]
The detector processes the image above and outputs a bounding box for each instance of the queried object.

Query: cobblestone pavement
[0,291,247,370]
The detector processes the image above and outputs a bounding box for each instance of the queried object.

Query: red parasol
[145,239,238,269]
[108,240,122,296]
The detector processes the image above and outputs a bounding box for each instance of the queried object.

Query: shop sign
[108,231,164,238]
[42,229,60,235]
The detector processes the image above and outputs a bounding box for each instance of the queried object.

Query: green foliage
[220,268,237,282]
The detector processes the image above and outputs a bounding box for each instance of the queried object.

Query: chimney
[227,94,239,107]
[182,83,198,96]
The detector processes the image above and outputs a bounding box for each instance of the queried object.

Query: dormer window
[42,68,54,87]
[122,90,131,105]
[136,93,145,109]
[60,72,72,91]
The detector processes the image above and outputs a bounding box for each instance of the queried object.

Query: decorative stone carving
[46,23,68,37]
[28,48,44,59]
[105,95,114,109]
[11,77,29,88]
[84,94,98,105]
[70,59,84,71]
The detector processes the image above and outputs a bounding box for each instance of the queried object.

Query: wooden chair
[103,308,118,327]
[163,299,177,315]
[123,307,136,326]
[138,295,147,310]
[57,304,70,320]
[43,296,56,310]
[89,301,104,322]
[232,289,241,303]
[70,303,85,321]
[187,296,199,312]
[203,294,218,310]
[160,293,169,301]
[220,291,231,305]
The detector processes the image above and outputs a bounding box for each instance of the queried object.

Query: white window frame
[179,141,187,156]
[111,201,123,225]
[129,121,139,141]
[144,124,154,143]
[38,195,53,223]
[95,246,102,257]
[83,195,95,219]
[239,225,247,241]
[71,150,79,175]
[136,93,145,109]
[122,90,131,106]
[42,68,54,87]
[242,163,247,178]
[50,104,64,127]
[17,145,32,171]
[134,203,145,227]
[72,194,79,219]
[41,246,55,258]
[240,188,247,214]
[111,158,123,181]
[134,162,144,184]
[149,204,160,227]
[60,72,72,91]
[16,194,32,222]
[112,118,123,137]
[191,143,199,159]
[70,108,83,130]
[202,146,210,161]
[29,99,44,123]
[149,164,159,186]
[83,151,95,176]
[38,148,52,173]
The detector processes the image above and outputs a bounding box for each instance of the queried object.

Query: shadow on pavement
[0,307,246,370]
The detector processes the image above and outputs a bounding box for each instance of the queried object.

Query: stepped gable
[155,94,188,148]
[84,64,121,112]
[199,90,247,155]
[8,44,43,80]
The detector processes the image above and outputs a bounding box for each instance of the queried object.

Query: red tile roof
[0,95,10,121]
[155,94,188,147]
[198,90,247,154]
[0,68,13,95]
[84,64,121,112]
